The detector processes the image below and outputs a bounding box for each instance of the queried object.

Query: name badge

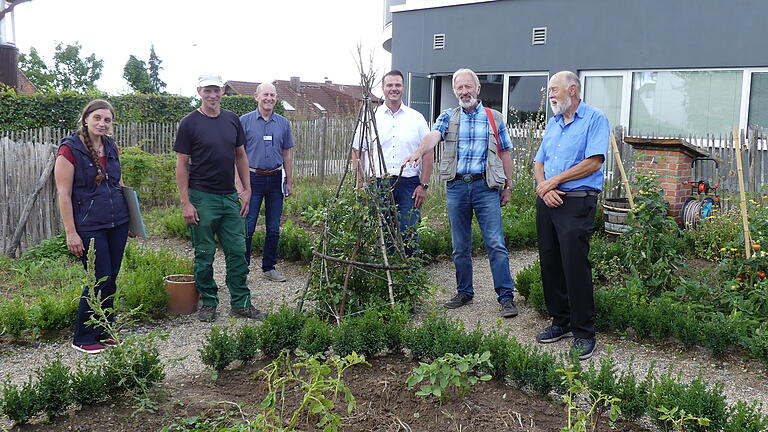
[263,135,273,141]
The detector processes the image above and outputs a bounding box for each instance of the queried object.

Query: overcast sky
[9,0,391,96]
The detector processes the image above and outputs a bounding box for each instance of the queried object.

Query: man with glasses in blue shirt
[533,71,609,360]
[404,68,518,319]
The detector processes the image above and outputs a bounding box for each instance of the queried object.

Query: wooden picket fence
[2,120,767,255]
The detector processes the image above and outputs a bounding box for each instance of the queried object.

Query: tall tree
[18,47,55,91]
[123,55,154,93]
[51,42,103,92]
[148,44,166,93]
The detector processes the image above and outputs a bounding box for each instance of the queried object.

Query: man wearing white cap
[174,73,267,322]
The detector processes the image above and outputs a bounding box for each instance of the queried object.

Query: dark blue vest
[61,134,130,232]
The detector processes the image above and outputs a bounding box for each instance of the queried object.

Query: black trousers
[536,195,597,339]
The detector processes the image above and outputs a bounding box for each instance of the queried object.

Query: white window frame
[501,71,550,122]
[581,67,760,136]
[744,67,768,131]
[580,70,632,129]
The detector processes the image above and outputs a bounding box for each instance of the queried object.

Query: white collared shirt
[353,103,429,178]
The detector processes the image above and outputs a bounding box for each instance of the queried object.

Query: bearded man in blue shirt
[404,68,518,319]
[533,71,609,361]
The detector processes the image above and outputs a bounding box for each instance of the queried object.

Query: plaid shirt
[433,102,512,175]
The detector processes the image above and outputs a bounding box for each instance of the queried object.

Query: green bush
[19,234,69,262]
[0,92,280,131]
[724,401,768,432]
[650,373,727,432]
[28,291,79,333]
[235,324,261,364]
[199,325,239,373]
[35,359,72,418]
[258,305,307,358]
[120,148,177,208]
[403,313,483,361]
[117,243,193,317]
[332,307,407,357]
[505,341,563,394]
[152,207,190,239]
[0,379,39,424]
[514,260,540,299]
[0,298,30,337]
[683,208,741,261]
[70,367,109,406]
[298,315,333,355]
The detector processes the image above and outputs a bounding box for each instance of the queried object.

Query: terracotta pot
[164,274,199,315]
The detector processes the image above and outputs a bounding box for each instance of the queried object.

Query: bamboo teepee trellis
[298,51,416,322]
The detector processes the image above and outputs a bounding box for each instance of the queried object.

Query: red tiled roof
[223,78,380,119]
[16,70,36,95]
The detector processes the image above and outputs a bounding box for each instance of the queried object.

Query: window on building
[629,70,742,136]
[584,76,623,129]
[749,72,768,130]
[506,75,547,125]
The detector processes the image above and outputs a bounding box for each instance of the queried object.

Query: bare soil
[18,355,650,432]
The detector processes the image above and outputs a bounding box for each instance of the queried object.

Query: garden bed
[19,355,649,432]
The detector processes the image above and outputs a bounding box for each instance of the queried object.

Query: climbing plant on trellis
[298,51,430,322]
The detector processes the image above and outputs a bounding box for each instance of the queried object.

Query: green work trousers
[188,188,251,309]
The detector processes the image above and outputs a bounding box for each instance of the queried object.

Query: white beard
[550,96,571,115]
[459,96,478,109]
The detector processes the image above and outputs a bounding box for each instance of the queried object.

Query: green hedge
[0,91,281,132]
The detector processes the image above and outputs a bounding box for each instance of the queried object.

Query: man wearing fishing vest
[403,68,518,318]
[533,71,609,361]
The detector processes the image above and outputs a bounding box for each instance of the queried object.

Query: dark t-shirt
[173,109,245,194]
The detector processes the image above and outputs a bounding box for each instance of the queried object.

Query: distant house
[16,70,36,95]
[224,77,381,120]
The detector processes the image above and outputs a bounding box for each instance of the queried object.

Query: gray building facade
[387,0,768,137]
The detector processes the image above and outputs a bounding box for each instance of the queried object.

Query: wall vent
[532,27,547,45]
[433,33,445,50]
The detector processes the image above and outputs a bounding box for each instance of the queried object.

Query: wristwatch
[504,184,512,190]
[420,183,430,190]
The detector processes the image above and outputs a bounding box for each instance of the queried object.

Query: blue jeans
[74,222,129,345]
[446,179,514,303]
[245,172,283,272]
[378,176,420,257]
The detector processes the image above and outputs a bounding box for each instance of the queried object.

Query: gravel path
[1,236,767,429]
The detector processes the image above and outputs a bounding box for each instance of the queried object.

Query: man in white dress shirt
[353,70,433,257]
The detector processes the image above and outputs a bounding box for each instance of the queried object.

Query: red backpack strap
[484,107,501,154]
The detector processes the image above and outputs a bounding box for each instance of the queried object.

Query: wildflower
[720,248,727,252]
[730,248,738,252]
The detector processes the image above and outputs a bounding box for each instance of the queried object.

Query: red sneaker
[103,336,121,347]
[71,343,105,354]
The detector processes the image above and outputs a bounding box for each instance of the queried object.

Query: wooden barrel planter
[164,274,199,315]
[603,198,631,235]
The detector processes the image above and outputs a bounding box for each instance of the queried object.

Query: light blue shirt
[433,102,512,175]
[240,110,294,170]
[534,101,609,191]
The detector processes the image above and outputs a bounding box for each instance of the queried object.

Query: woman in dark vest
[54,99,130,354]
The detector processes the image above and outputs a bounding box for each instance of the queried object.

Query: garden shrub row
[0,236,192,338]
[515,260,768,362]
[198,309,768,432]
[0,91,278,131]
[0,339,164,424]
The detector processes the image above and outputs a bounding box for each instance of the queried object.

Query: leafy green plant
[656,406,711,432]
[403,313,483,360]
[234,324,261,364]
[298,315,334,355]
[558,365,621,432]
[622,174,681,293]
[34,359,73,419]
[258,305,308,358]
[256,350,368,432]
[514,260,540,299]
[0,378,39,424]
[199,325,239,375]
[406,351,492,405]
[332,306,407,357]
[70,364,110,406]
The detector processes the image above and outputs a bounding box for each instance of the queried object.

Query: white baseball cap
[198,73,224,88]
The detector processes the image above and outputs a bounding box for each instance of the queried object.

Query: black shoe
[198,305,217,322]
[499,299,518,318]
[535,325,573,343]
[231,305,268,320]
[572,338,596,360]
[444,292,473,309]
